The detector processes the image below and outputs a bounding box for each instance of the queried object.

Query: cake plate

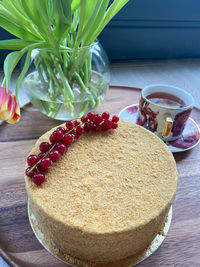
[28,201,172,267]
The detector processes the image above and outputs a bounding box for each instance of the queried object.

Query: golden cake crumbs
[25,120,178,263]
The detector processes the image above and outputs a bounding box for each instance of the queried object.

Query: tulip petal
[0,86,10,109]
[7,97,20,124]
[0,87,10,120]
[0,87,20,123]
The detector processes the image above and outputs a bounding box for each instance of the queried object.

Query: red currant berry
[81,116,87,123]
[87,112,95,121]
[73,120,80,127]
[49,150,61,162]
[57,127,65,133]
[40,157,51,170]
[70,133,76,140]
[63,134,73,145]
[84,123,89,131]
[55,143,67,154]
[102,112,110,120]
[53,130,63,142]
[37,164,46,172]
[76,125,84,135]
[50,134,56,144]
[112,115,119,123]
[39,142,50,153]
[26,167,37,178]
[101,122,109,131]
[27,154,39,167]
[87,121,95,131]
[38,152,46,159]
[32,173,45,185]
[94,114,103,125]
[111,122,118,129]
[69,129,75,135]
[74,132,80,140]
[65,121,74,130]
[104,119,112,129]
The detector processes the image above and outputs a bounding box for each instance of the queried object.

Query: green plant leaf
[0,2,22,24]
[81,0,101,30]
[83,0,110,45]
[4,0,28,17]
[3,42,48,92]
[110,0,131,16]
[35,0,51,24]
[87,0,131,44]
[76,0,102,45]
[52,0,72,42]
[4,49,27,91]
[75,0,86,46]
[71,0,80,13]
[0,14,40,40]
[20,0,51,39]
[0,39,38,50]
[0,1,42,40]
[1,0,42,39]
[15,49,32,99]
[53,0,72,26]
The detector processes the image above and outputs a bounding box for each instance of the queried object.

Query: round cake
[25,120,178,264]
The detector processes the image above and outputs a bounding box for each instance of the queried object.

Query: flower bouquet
[0,0,130,123]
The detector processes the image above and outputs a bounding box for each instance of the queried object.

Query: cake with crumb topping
[25,120,178,264]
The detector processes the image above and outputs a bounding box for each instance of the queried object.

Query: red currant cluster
[26,112,119,186]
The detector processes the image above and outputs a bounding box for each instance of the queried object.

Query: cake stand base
[28,201,172,267]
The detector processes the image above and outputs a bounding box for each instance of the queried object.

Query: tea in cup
[137,84,194,141]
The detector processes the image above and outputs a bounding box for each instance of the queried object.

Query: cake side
[29,196,172,263]
[25,120,178,263]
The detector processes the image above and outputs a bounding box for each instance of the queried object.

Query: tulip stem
[32,46,98,119]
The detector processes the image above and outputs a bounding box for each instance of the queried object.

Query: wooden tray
[0,85,200,267]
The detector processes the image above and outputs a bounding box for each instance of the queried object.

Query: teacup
[137,84,194,141]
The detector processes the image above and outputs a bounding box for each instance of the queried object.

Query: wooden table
[0,86,200,267]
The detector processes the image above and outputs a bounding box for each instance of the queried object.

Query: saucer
[119,104,200,153]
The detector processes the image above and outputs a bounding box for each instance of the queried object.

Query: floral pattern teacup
[137,84,194,142]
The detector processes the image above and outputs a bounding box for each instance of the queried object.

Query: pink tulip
[0,87,20,123]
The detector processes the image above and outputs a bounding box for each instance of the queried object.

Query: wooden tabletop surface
[0,85,200,267]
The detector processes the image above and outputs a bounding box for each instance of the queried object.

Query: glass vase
[23,41,110,120]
